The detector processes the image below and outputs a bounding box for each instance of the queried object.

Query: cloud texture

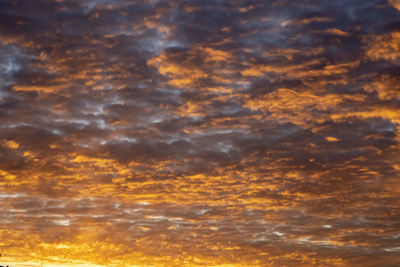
[0,0,400,266]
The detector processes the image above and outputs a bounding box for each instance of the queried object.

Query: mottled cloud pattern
[0,0,400,266]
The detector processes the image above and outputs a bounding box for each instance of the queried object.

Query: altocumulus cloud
[0,0,400,266]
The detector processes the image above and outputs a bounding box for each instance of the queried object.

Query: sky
[0,0,400,266]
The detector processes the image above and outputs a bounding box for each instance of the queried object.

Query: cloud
[389,0,400,11]
[0,0,399,266]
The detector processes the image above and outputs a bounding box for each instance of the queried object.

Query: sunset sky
[0,0,400,266]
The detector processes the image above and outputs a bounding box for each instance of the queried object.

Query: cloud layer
[0,0,400,266]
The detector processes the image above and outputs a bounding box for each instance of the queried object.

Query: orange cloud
[365,32,400,61]
[389,0,400,11]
